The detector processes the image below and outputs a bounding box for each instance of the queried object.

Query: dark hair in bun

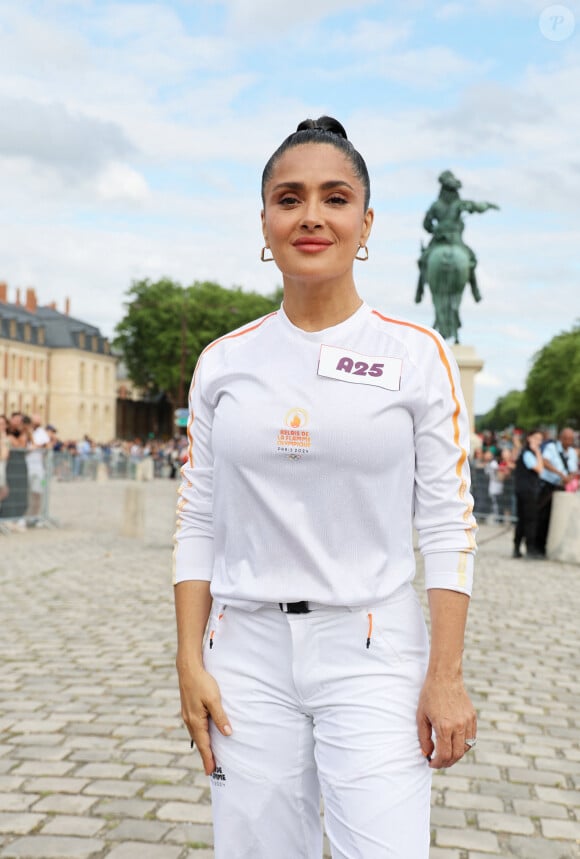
[295,116,348,137]
[261,116,370,209]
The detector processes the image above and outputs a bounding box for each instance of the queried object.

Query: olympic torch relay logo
[284,408,309,428]
[276,408,311,459]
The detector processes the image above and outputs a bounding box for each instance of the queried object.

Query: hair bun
[296,116,348,140]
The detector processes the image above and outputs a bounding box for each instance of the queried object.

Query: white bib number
[318,345,402,391]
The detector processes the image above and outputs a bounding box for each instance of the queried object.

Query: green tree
[519,323,580,428]
[476,389,524,432]
[114,279,282,406]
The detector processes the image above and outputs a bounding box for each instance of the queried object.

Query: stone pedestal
[136,458,154,481]
[547,492,580,565]
[121,484,145,539]
[96,463,108,483]
[451,344,484,436]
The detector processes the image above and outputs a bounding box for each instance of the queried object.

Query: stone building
[0,283,117,441]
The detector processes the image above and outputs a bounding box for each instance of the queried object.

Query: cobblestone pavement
[0,479,578,859]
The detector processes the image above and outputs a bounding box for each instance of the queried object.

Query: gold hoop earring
[261,246,274,262]
[355,245,369,261]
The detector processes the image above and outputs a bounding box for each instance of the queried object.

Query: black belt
[279,601,311,614]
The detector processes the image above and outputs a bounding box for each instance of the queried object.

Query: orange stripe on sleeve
[371,310,472,520]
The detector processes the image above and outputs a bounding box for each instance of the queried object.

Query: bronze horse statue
[415,171,499,343]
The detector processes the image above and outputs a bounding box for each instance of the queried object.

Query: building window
[92,336,98,352]
[38,328,45,345]
[24,324,31,342]
[10,320,16,338]
[80,362,85,392]
[79,332,86,348]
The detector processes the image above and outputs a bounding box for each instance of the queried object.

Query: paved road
[0,479,578,859]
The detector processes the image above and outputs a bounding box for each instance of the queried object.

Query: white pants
[205,584,432,859]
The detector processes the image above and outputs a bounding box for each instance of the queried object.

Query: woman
[513,429,544,558]
[174,117,477,859]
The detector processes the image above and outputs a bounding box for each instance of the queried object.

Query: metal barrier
[0,450,519,536]
[48,450,174,481]
[0,447,182,536]
[471,465,517,525]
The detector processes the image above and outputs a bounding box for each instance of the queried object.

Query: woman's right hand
[177,662,232,775]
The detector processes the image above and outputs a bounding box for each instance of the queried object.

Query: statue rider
[416,170,499,303]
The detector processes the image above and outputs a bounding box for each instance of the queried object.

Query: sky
[0,0,578,415]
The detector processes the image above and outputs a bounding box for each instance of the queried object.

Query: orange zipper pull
[366,612,373,649]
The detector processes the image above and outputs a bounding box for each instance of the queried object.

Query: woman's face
[261,143,373,287]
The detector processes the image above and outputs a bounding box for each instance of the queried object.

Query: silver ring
[465,738,477,749]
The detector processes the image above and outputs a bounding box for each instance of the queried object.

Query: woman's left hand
[416,673,477,769]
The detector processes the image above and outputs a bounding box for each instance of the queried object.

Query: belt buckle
[279,601,310,614]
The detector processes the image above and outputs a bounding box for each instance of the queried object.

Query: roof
[0,301,111,354]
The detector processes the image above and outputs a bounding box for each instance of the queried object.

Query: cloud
[93,3,236,77]
[0,2,90,78]
[0,96,135,178]
[434,3,466,19]
[476,370,503,388]
[213,0,376,35]
[475,0,553,13]
[497,324,537,342]
[293,42,484,89]
[320,19,412,53]
[95,162,150,204]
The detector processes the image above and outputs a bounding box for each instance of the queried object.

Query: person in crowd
[9,416,31,449]
[483,450,504,523]
[1,416,30,526]
[513,429,544,559]
[9,411,24,434]
[130,437,144,461]
[46,425,62,452]
[469,446,489,520]
[26,414,50,521]
[498,447,516,523]
[0,415,10,506]
[481,429,499,456]
[167,438,180,479]
[76,434,92,478]
[536,427,579,556]
[173,116,477,859]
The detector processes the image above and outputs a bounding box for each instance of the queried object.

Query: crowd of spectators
[0,411,190,529]
[470,426,579,557]
[47,433,190,481]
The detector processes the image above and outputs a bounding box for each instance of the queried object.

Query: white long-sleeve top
[173,302,476,607]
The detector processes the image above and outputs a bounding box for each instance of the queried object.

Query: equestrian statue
[415,170,499,343]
